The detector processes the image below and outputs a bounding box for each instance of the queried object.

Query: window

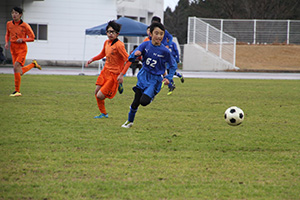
[29,23,48,41]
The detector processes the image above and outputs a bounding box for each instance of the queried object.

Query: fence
[188,17,236,67]
[201,18,300,44]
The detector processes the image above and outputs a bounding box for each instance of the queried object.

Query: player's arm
[117,43,132,80]
[23,24,35,42]
[164,53,176,82]
[173,43,180,63]
[85,41,106,67]
[128,42,146,62]
[5,22,10,49]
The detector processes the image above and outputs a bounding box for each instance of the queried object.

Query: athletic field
[1,74,299,199]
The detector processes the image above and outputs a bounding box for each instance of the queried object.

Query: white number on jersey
[146,58,157,68]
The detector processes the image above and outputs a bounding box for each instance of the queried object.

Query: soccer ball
[224,106,244,126]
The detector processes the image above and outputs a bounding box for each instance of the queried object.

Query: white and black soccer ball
[224,106,244,126]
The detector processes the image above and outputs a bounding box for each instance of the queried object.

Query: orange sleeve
[92,40,107,61]
[143,37,150,42]
[122,61,132,75]
[117,42,129,62]
[116,42,131,75]
[5,21,11,43]
[22,23,35,42]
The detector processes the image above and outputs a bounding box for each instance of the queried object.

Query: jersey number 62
[146,58,157,68]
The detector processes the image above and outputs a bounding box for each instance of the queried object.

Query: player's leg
[140,93,152,106]
[94,85,108,118]
[121,87,142,128]
[174,71,184,83]
[10,61,22,96]
[22,60,42,74]
[10,45,27,96]
[132,63,137,76]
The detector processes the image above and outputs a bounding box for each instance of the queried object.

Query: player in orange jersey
[5,7,42,97]
[85,20,131,119]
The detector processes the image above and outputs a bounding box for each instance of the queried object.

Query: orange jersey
[5,20,35,43]
[92,39,130,75]
[143,37,150,42]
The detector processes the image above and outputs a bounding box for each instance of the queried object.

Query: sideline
[1,66,300,80]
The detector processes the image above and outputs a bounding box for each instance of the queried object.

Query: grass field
[0,74,299,199]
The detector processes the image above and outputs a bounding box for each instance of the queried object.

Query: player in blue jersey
[150,16,173,47]
[121,22,176,128]
[164,37,184,95]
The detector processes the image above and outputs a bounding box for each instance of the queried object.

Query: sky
[164,0,179,11]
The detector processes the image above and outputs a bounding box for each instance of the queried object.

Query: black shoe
[180,75,184,83]
[167,85,175,95]
[118,83,124,94]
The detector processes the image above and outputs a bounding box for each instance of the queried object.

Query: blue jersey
[129,41,176,81]
[169,41,180,63]
[162,30,173,46]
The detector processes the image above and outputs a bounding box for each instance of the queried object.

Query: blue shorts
[134,68,163,99]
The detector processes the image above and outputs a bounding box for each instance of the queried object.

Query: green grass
[0,74,299,199]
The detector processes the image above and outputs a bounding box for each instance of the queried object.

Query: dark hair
[12,7,23,14]
[151,16,161,23]
[149,22,165,33]
[106,20,121,33]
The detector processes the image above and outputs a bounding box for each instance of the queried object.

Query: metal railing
[188,17,236,67]
[201,18,300,44]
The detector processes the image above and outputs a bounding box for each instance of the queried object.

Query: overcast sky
[164,0,179,11]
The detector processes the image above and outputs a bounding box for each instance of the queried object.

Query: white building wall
[116,0,164,50]
[22,0,117,65]
[1,0,164,66]
[183,44,236,71]
[117,0,164,24]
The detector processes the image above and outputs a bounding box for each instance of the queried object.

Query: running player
[121,22,176,128]
[143,17,173,46]
[5,7,42,97]
[85,20,131,119]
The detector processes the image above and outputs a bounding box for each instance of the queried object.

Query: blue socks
[175,72,182,78]
[128,106,138,122]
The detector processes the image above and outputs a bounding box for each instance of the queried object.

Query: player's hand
[162,78,169,85]
[117,73,124,84]
[134,50,141,57]
[5,43,9,49]
[16,38,23,43]
[85,59,93,67]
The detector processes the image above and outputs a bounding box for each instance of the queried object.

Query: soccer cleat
[167,85,175,96]
[180,75,184,83]
[121,121,133,128]
[161,82,164,89]
[9,91,22,97]
[94,113,108,119]
[32,60,42,70]
[118,83,123,94]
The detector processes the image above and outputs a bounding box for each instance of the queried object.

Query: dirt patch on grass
[236,44,300,72]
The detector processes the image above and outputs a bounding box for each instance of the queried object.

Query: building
[0,0,164,66]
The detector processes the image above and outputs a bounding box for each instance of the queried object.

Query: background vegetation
[1,74,299,199]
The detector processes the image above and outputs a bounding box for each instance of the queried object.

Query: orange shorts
[10,42,28,66]
[96,67,119,99]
